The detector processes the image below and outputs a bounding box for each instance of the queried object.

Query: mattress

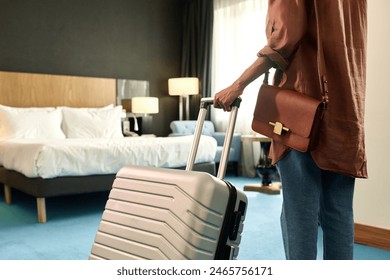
[0,136,217,179]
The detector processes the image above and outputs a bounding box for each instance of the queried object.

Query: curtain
[212,0,269,176]
[211,0,268,134]
[181,0,214,120]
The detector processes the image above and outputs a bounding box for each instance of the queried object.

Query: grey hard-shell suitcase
[89,98,247,260]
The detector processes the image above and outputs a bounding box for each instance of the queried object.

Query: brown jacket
[258,0,368,178]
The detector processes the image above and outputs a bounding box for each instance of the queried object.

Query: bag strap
[262,0,329,107]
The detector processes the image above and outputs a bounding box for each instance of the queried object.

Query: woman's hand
[213,83,243,111]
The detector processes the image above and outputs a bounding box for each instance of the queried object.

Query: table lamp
[168,77,199,120]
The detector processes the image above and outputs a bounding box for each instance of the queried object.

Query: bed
[0,71,217,223]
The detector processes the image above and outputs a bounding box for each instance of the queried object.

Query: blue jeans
[277,150,355,260]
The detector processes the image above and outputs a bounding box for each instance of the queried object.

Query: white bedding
[0,136,217,179]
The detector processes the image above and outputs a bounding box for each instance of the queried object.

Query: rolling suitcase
[89,97,247,260]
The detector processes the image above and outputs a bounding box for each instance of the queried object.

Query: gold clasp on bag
[269,121,290,135]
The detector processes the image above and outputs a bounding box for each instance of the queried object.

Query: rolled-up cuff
[257,46,289,71]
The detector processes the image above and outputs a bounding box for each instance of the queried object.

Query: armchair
[169,120,241,175]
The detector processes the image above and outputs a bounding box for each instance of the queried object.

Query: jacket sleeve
[258,0,309,70]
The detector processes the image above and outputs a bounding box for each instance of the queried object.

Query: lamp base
[129,117,143,135]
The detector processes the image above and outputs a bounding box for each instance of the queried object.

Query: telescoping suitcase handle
[186,97,241,179]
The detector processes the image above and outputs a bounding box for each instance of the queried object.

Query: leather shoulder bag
[251,0,328,152]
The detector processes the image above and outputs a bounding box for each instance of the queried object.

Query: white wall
[354,0,390,229]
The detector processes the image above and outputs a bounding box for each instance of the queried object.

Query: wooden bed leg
[4,185,12,204]
[36,197,47,223]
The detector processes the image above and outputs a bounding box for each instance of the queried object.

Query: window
[211,0,268,134]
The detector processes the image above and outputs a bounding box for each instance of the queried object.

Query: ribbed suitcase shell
[90,97,247,260]
[89,165,247,260]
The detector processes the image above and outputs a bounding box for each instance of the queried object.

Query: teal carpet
[1,175,389,260]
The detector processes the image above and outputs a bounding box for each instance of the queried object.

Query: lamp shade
[131,97,159,114]
[168,77,199,96]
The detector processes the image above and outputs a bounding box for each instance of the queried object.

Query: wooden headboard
[0,71,116,108]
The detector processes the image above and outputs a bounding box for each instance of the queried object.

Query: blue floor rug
[1,175,389,260]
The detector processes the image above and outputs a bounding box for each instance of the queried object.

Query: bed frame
[0,71,215,223]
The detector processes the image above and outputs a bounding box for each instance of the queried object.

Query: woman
[214,0,368,260]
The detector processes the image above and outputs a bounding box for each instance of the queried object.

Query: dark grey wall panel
[0,0,184,136]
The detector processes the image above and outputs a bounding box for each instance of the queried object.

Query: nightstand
[140,134,156,138]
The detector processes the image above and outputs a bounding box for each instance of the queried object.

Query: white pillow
[61,105,123,138]
[0,105,66,140]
